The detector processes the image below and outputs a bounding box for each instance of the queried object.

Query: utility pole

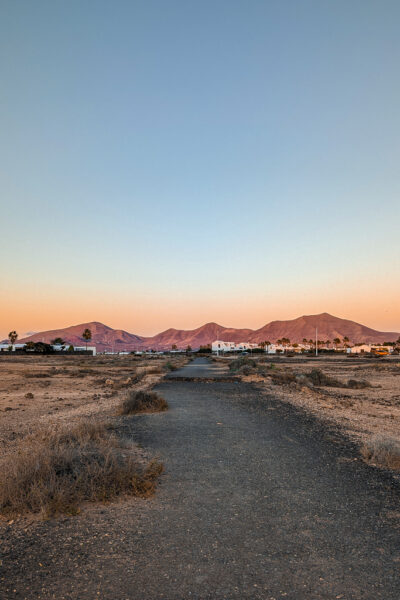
[316,328,318,357]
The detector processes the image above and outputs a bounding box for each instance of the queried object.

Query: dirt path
[1,358,399,599]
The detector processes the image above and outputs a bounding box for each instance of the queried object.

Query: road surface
[1,358,399,599]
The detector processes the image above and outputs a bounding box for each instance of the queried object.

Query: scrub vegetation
[0,420,163,517]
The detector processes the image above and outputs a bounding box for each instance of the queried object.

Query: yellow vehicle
[371,346,389,356]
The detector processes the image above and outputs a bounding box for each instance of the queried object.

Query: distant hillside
[248,313,399,344]
[17,321,143,352]
[142,322,254,351]
[14,313,399,351]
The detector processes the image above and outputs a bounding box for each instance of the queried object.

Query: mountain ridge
[9,313,399,351]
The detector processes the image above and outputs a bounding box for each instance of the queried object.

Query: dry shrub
[24,372,51,379]
[306,369,342,387]
[118,390,168,415]
[0,421,163,517]
[361,436,400,471]
[136,365,162,375]
[229,358,257,372]
[164,361,178,372]
[347,378,372,389]
[271,371,297,385]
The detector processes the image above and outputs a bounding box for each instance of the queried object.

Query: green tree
[82,328,92,352]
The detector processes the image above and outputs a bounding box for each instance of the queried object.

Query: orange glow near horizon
[1,282,399,339]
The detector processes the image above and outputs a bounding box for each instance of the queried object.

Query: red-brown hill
[17,322,143,352]
[12,313,399,351]
[248,313,399,344]
[142,322,254,351]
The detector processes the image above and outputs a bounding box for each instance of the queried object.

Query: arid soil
[221,355,400,445]
[0,354,186,459]
[0,358,399,599]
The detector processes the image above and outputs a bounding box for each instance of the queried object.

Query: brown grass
[361,435,400,471]
[0,421,163,517]
[347,378,372,389]
[118,390,168,415]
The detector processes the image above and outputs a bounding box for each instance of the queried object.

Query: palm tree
[186,345,192,353]
[343,336,350,349]
[51,337,66,348]
[171,344,177,351]
[333,337,340,349]
[8,330,18,350]
[326,339,331,348]
[265,340,271,353]
[82,328,92,352]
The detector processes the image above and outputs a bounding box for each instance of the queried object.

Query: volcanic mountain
[15,313,399,351]
[17,322,143,353]
[247,313,399,345]
[142,323,254,351]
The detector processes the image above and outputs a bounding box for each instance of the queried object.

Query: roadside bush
[347,379,372,389]
[229,358,257,372]
[361,436,400,471]
[164,362,178,372]
[118,390,168,415]
[306,369,343,387]
[24,372,51,379]
[271,371,297,385]
[136,365,162,375]
[0,421,163,517]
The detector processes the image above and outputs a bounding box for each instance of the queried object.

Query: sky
[1,0,399,339]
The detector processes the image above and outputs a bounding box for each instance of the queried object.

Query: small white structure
[212,340,259,353]
[72,346,97,356]
[0,343,25,351]
[348,344,394,354]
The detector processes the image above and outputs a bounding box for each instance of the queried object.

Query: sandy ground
[1,358,399,599]
[221,355,400,444]
[0,354,187,458]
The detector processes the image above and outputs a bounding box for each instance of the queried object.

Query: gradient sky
[1,0,399,339]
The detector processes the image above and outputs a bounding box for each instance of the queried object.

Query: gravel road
[1,358,399,599]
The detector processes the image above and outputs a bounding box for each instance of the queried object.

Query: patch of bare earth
[236,356,400,471]
[0,354,187,519]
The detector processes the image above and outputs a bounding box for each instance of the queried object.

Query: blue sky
[1,0,399,336]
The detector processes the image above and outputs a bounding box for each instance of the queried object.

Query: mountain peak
[15,313,399,351]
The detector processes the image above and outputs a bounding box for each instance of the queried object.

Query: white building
[73,346,97,355]
[0,343,26,351]
[212,340,259,353]
[348,344,393,354]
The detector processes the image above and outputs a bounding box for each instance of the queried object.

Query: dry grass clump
[271,371,297,385]
[229,358,257,373]
[361,436,400,471]
[136,365,163,375]
[306,368,343,387]
[118,390,168,415]
[0,421,163,517]
[164,361,178,372]
[24,372,52,379]
[347,378,372,389]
